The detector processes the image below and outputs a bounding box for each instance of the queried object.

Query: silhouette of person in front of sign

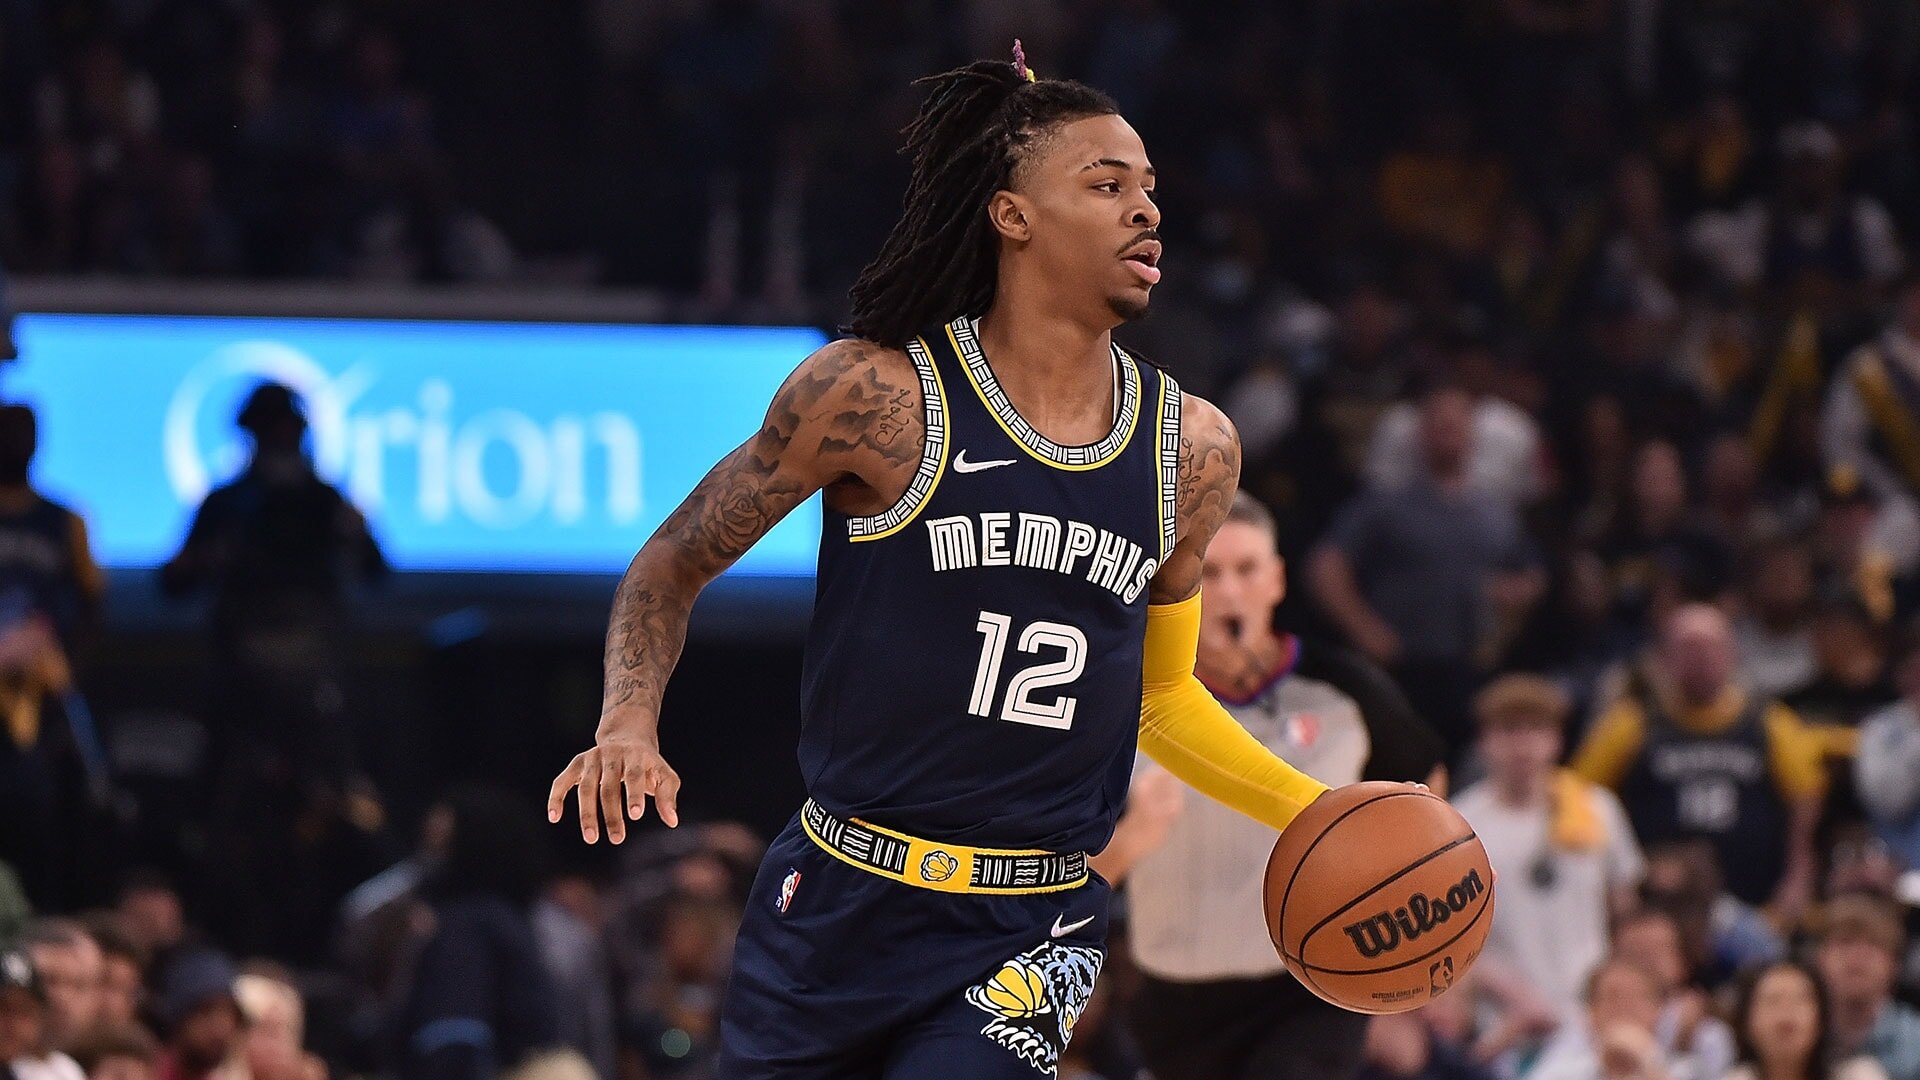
[161,380,389,960]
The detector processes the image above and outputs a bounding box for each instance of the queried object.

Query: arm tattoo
[1151,401,1242,603]
[598,340,920,727]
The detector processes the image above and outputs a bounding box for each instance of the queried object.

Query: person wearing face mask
[160,382,388,960]
[1725,958,1889,1080]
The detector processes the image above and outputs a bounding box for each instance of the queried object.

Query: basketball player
[1095,492,1444,1080]
[548,47,1335,1079]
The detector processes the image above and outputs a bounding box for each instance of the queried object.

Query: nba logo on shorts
[776,868,802,914]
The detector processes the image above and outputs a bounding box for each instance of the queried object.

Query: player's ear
[988,190,1031,244]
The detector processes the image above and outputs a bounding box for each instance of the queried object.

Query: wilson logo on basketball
[1340,868,1486,959]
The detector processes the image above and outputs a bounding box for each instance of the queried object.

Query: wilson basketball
[1264,782,1495,1014]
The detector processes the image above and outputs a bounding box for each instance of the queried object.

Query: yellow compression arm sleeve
[1137,593,1330,832]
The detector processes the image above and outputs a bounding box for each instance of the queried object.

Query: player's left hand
[548,735,682,843]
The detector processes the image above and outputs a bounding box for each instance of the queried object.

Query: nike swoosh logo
[953,450,1017,474]
[1051,914,1095,939]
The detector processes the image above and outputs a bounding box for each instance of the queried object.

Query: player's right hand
[548,735,682,843]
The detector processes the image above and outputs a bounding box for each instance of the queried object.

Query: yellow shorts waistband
[798,799,1088,895]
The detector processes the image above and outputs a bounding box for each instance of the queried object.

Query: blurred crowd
[6,0,1920,1079]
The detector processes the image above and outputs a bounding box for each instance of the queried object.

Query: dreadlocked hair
[844,58,1118,348]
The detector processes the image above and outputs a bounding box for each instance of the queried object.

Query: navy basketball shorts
[716,816,1111,1079]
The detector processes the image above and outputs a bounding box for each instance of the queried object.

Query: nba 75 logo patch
[776,868,802,914]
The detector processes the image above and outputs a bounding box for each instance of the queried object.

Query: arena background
[4,2,1920,1080]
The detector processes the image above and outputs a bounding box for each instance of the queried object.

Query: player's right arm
[548,338,923,843]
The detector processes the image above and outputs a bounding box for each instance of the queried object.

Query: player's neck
[974,295,1115,407]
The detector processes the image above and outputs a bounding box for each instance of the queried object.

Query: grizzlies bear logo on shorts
[964,941,1104,1072]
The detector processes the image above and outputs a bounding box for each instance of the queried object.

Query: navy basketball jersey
[799,316,1182,855]
[0,494,85,642]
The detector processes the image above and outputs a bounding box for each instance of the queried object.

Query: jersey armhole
[1156,369,1182,561]
[847,337,948,542]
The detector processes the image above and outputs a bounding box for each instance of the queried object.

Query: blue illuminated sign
[6,314,827,575]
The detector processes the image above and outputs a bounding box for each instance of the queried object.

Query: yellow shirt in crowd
[1572,687,1829,803]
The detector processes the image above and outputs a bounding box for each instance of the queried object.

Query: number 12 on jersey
[967,610,1088,730]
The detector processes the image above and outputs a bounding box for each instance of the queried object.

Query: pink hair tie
[1011,38,1035,82]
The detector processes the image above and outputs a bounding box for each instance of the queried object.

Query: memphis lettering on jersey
[924,512,1158,603]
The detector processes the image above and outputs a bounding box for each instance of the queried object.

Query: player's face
[1200,522,1285,636]
[1004,114,1160,323]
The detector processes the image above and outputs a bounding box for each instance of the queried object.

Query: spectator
[0,862,28,947]
[1783,591,1895,768]
[78,918,148,1033]
[111,875,185,970]
[1736,536,1820,699]
[626,891,737,1079]
[1816,893,1920,1080]
[159,381,386,772]
[530,873,616,1080]
[1452,675,1644,1020]
[1725,958,1890,1080]
[66,1025,158,1080]
[390,786,560,1080]
[1290,281,1413,492]
[151,951,242,1080]
[1527,957,1676,1080]
[20,921,102,1053]
[1639,839,1787,987]
[4,948,86,1080]
[1689,122,1905,314]
[0,405,102,649]
[1825,276,1920,505]
[1856,627,1920,869]
[1358,995,1497,1080]
[1810,467,1912,626]
[1310,379,1546,748]
[160,381,389,960]
[1573,602,1826,916]
[0,952,36,1063]
[1586,440,1722,630]
[0,403,105,910]
[1363,337,1545,506]
[232,967,323,1080]
[1375,96,1507,259]
[1609,908,1737,1080]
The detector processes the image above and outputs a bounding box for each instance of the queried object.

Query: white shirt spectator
[1451,781,1645,1018]
[10,1051,87,1080]
[1364,396,1543,505]
[1856,699,1920,869]
[1734,615,1818,699]
[1689,196,1905,291]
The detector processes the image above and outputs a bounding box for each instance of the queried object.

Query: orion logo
[162,340,643,529]
[1341,868,1485,959]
